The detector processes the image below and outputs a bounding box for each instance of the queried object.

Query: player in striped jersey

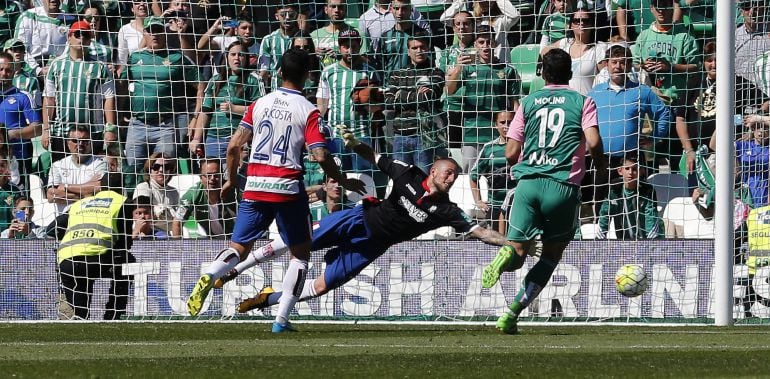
[317,28,380,172]
[482,49,606,334]
[258,2,299,91]
[187,48,365,332]
[42,21,116,163]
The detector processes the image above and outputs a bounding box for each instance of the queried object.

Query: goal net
[0,0,763,322]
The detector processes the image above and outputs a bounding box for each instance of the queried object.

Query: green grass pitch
[1,323,769,378]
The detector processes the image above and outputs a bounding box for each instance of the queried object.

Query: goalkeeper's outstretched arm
[336,125,376,164]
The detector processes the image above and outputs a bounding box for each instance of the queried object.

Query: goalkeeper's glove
[335,124,360,149]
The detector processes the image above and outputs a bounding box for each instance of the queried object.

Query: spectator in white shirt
[46,125,107,214]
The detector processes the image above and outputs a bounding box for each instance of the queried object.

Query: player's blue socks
[509,257,557,315]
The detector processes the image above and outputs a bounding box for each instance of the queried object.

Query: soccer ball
[615,264,649,297]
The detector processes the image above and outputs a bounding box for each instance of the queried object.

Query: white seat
[662,197,715,238]
[28,174,58,227]
[345,173,377,204]
[449,174,487,218]
[28,174,45,206]
[647,173,691,212]
[168,174,201,197]
[579,223,600,240]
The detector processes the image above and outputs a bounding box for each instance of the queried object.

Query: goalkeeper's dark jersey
[363,156,479,244]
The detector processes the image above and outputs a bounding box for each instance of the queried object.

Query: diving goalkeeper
[217,129,515,314]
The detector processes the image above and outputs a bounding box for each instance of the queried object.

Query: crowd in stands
[0,0,763,242]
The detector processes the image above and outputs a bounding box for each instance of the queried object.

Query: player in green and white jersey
[258,2,299,91]
[118,16,200,174]
[317,28,380,172]
[42,21,115,163]
[481,49,606,334]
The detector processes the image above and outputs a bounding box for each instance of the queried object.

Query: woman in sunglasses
[542,7,608,95]
[132,152,181,237]
[189,41,265,164]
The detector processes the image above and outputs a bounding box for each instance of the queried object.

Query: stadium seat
[509,44,541,94]
[647,173,691,212]
[168,175,201,198]
[345,173,377,203]
[661,197,715,238]
[182,219,208,238]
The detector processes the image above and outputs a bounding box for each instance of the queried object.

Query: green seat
[509,44,541,94]
[33,150,52,179]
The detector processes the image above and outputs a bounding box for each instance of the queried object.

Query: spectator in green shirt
[172,159,237,238]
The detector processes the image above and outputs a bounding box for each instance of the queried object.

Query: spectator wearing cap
[258,3,300,91]
[13,0,70,76]
[43,20,116,164]
[0,51,42,184]
[3,38,41,108]
[317,28,381,173]
[587,44,670,199]
[615,0,682,42]
[370,0,430,85]
[446,25,520,172]
[117,16,202,181]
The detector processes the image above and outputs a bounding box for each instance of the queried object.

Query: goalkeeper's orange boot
[238,287,275,313]
[187,274,213,316]
[213,269,239,289]
[482,246,515,288]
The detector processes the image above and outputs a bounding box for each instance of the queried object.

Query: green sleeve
[468,146,489,182]
[178,185,199,221]
[202,76,216,111]
[642,195,662,239]
[680,34,701,66]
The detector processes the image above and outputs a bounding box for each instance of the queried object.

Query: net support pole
[714,1,736,326]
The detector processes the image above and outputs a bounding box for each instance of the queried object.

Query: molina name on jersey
[240,87,327,202]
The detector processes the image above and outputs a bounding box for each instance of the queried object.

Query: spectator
[588,44,669,172]
[539,0,570,52]
[735,0,770,84]
[440,0,521,63]
[469,111,516,234]
[132,152,181,237]
[630,0,700,103]
[597,153,662,240]
[736,114,770,207]
[157,9,196,62]
[43,21,116,164]
[371,0,430,83]
[46,125,107,214]
[0,197,46,239]
[435,11,474,150]
[131,195,169,239]
[446,25,520,172]
[317,28,381,172]
[0,51,42,181]
[615,0,681,41]
[309,175,355,223]
[4,39,41,107]
[258,2,300,90]
[116,0,149,72]
[82,5,114,63]
[190,41,265,164]
[359,0,429,53]
[0,156,22,231]
[118,16,201,177]
[0,0,23,45]
[544,7,608,95]
[677,41,766,176]
[311,0,353,67]
[198,16,258,74]
[383,33,445,173]
[592,38,647,86]
[14,0,70,76]
[291,34,322,104]
[172,159,236,238]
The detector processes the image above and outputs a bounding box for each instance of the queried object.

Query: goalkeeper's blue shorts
[310,205,389,289]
